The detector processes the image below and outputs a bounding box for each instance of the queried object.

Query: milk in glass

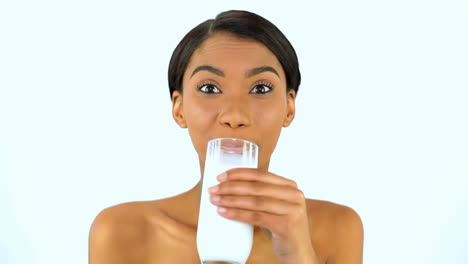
[197,138,258,264]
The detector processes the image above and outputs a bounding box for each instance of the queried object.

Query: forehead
[185,32,285,78]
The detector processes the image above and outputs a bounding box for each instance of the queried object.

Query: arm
[328,206,364,264]
[88,208,147,264]
[89,209,121,264]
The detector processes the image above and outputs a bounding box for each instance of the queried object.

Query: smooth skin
[89,32,364,264]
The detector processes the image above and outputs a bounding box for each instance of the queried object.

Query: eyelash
[197,81,274,94]
[197,81,221,94]
[251,81,274,94]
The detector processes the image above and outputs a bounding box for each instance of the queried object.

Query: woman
[89,10,363,264]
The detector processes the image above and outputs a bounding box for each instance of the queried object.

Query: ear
[172,91,187,128]
[283,89,296,127]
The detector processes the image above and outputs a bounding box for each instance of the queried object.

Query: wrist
[299,252,319,264]
[280,246,319,264]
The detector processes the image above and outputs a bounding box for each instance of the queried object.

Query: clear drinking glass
[197,138,259,264]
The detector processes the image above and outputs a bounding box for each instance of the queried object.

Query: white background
[1,0,467,263]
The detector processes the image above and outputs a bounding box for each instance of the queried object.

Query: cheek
[183,99,218,156]
[254,101,286,129]
[253,102,287,160]
[184,99,217,128]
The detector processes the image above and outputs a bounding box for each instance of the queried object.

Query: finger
[210,180,305,204]
[218,168,297,188]
[216,205,307,238]
[217,206,283,230]
[210,194,294,215]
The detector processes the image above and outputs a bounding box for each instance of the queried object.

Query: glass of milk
[197,138,258,264]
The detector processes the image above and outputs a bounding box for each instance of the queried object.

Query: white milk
[197,139,258,264]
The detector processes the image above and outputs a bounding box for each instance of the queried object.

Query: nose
[218,99,252,128]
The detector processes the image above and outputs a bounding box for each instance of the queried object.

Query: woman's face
[172,32,296,171]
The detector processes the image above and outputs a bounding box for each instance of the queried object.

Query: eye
[198,82,222,94]
[250,82,273,94]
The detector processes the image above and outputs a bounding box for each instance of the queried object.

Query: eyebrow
[246,66,280,78]
[190,65,224,78]
[190,65,280,79]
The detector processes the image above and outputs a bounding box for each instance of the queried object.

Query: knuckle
[247,181,261,193]
[226,208,237,218]
[221,195,232,205]
[297,189,305,199]
[294,204,305,216]
[256,170,264,178]
[289,179,298,188]
[249,211,263,224]
[250,212,262,223]
[290,204,304,218]
[217,182,228,192]
[224,181,238,192]
[252,196,264,208]
[292,189,305,202]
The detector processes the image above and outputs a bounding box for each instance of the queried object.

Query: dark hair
[168,10,301,99]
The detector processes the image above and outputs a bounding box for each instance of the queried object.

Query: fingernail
[211,195,220,202]
[217,207,227,213]
[208,185,218,193]
[217,172,227,182]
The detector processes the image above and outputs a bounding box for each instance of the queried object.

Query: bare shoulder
[88,201,161,264]
[306,199,364,264]
[306,199,363,228]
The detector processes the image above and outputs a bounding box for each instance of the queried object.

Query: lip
[221,145,245,152]
[221,138,245,153]
[209,137,258,146]
[209,137,258,153]
[222,139,244,148]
